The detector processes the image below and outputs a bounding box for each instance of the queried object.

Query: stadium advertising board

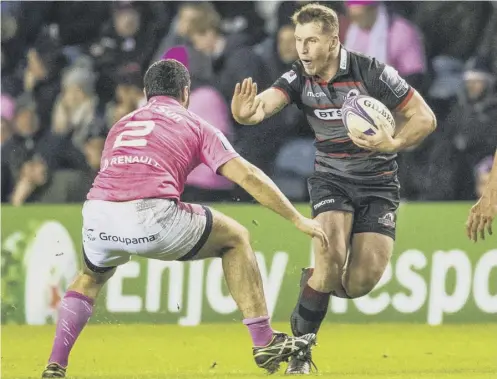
[2,204,495,325]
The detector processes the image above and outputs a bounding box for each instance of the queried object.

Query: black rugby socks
[290,269,331,336]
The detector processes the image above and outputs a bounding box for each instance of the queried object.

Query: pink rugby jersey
[87,96,239,201]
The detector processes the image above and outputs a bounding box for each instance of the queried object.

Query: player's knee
[69,268,114,298]
[223,223,251,253]
[316,238,347,262]
[82,266,115,286]
[310,251,346,292]
[343,276,374,298]
[233,224,250,245]
[342,265,383,298]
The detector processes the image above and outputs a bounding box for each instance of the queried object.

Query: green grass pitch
[2,323,496,379]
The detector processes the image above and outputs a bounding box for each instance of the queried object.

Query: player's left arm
[390,89,437,152]
[363,61,437,153]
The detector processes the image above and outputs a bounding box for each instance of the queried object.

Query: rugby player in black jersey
[231,3,437,374]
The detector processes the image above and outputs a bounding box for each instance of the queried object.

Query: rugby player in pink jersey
[41,59,329,378]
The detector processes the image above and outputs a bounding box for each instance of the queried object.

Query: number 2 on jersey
[113,121,155,148]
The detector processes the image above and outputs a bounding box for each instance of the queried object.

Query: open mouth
[301,59,312,65]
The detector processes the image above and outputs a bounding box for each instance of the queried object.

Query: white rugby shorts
[81,198,213,272]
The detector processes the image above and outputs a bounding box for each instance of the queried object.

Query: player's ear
[330,36,339,51]
[183,86,190,108]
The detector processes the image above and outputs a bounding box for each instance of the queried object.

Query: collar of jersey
[149,96,182,106]
[297,45,350,85]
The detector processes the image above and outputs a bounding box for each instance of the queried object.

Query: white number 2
[113,121,155,149]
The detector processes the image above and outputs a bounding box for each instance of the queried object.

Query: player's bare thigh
[343,232,393,298]
[189,208,251,260]
[308,210,353,294]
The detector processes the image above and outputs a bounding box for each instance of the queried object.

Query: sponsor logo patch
[314,198,335,210]
[84,228,96,242]
[362,99,395,127]
[378,212,396,228]
[282,70,297,84]
[314,109,342,121]
[380,65,408,98]
[101,155,162,172]
[307,91,327,98]
[99,232,157,245]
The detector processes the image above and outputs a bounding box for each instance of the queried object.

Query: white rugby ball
[341,95,395,137]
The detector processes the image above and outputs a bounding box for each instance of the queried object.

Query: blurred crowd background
[1,1,496,205]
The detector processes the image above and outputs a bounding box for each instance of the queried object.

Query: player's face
[295,22,337,77]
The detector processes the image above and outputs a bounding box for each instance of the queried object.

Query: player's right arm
[218,157,329,247]
[231,67,301,125]
[231,78,289,125]
[198,116,326,245]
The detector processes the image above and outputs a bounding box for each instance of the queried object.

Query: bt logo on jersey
[314,108,342,121]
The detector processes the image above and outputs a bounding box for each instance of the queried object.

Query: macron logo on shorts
[313,198,335,210]
[99,232,156,245]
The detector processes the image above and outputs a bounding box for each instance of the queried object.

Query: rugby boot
[285,333,318,375]
[287,267,318,375]
[41,363,66,378]
[253,332,316,374]
[285,355,315,375]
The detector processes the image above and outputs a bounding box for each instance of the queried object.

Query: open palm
[231,78,262,122]
[466,189,497,242]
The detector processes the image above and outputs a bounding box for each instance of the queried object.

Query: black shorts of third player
[308,172,400,240]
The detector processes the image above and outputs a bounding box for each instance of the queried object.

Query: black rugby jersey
[272,46,414,181]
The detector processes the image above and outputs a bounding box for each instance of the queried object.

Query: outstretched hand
[231,78,263,124]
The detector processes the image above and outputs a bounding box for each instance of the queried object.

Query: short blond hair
[291,3,339,35]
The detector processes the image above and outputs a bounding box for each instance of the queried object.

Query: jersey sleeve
[362,59,415,111]
[271,63,302,107]
[199,120,240,173]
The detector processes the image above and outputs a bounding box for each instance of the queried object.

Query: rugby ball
[341,95,395,137]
